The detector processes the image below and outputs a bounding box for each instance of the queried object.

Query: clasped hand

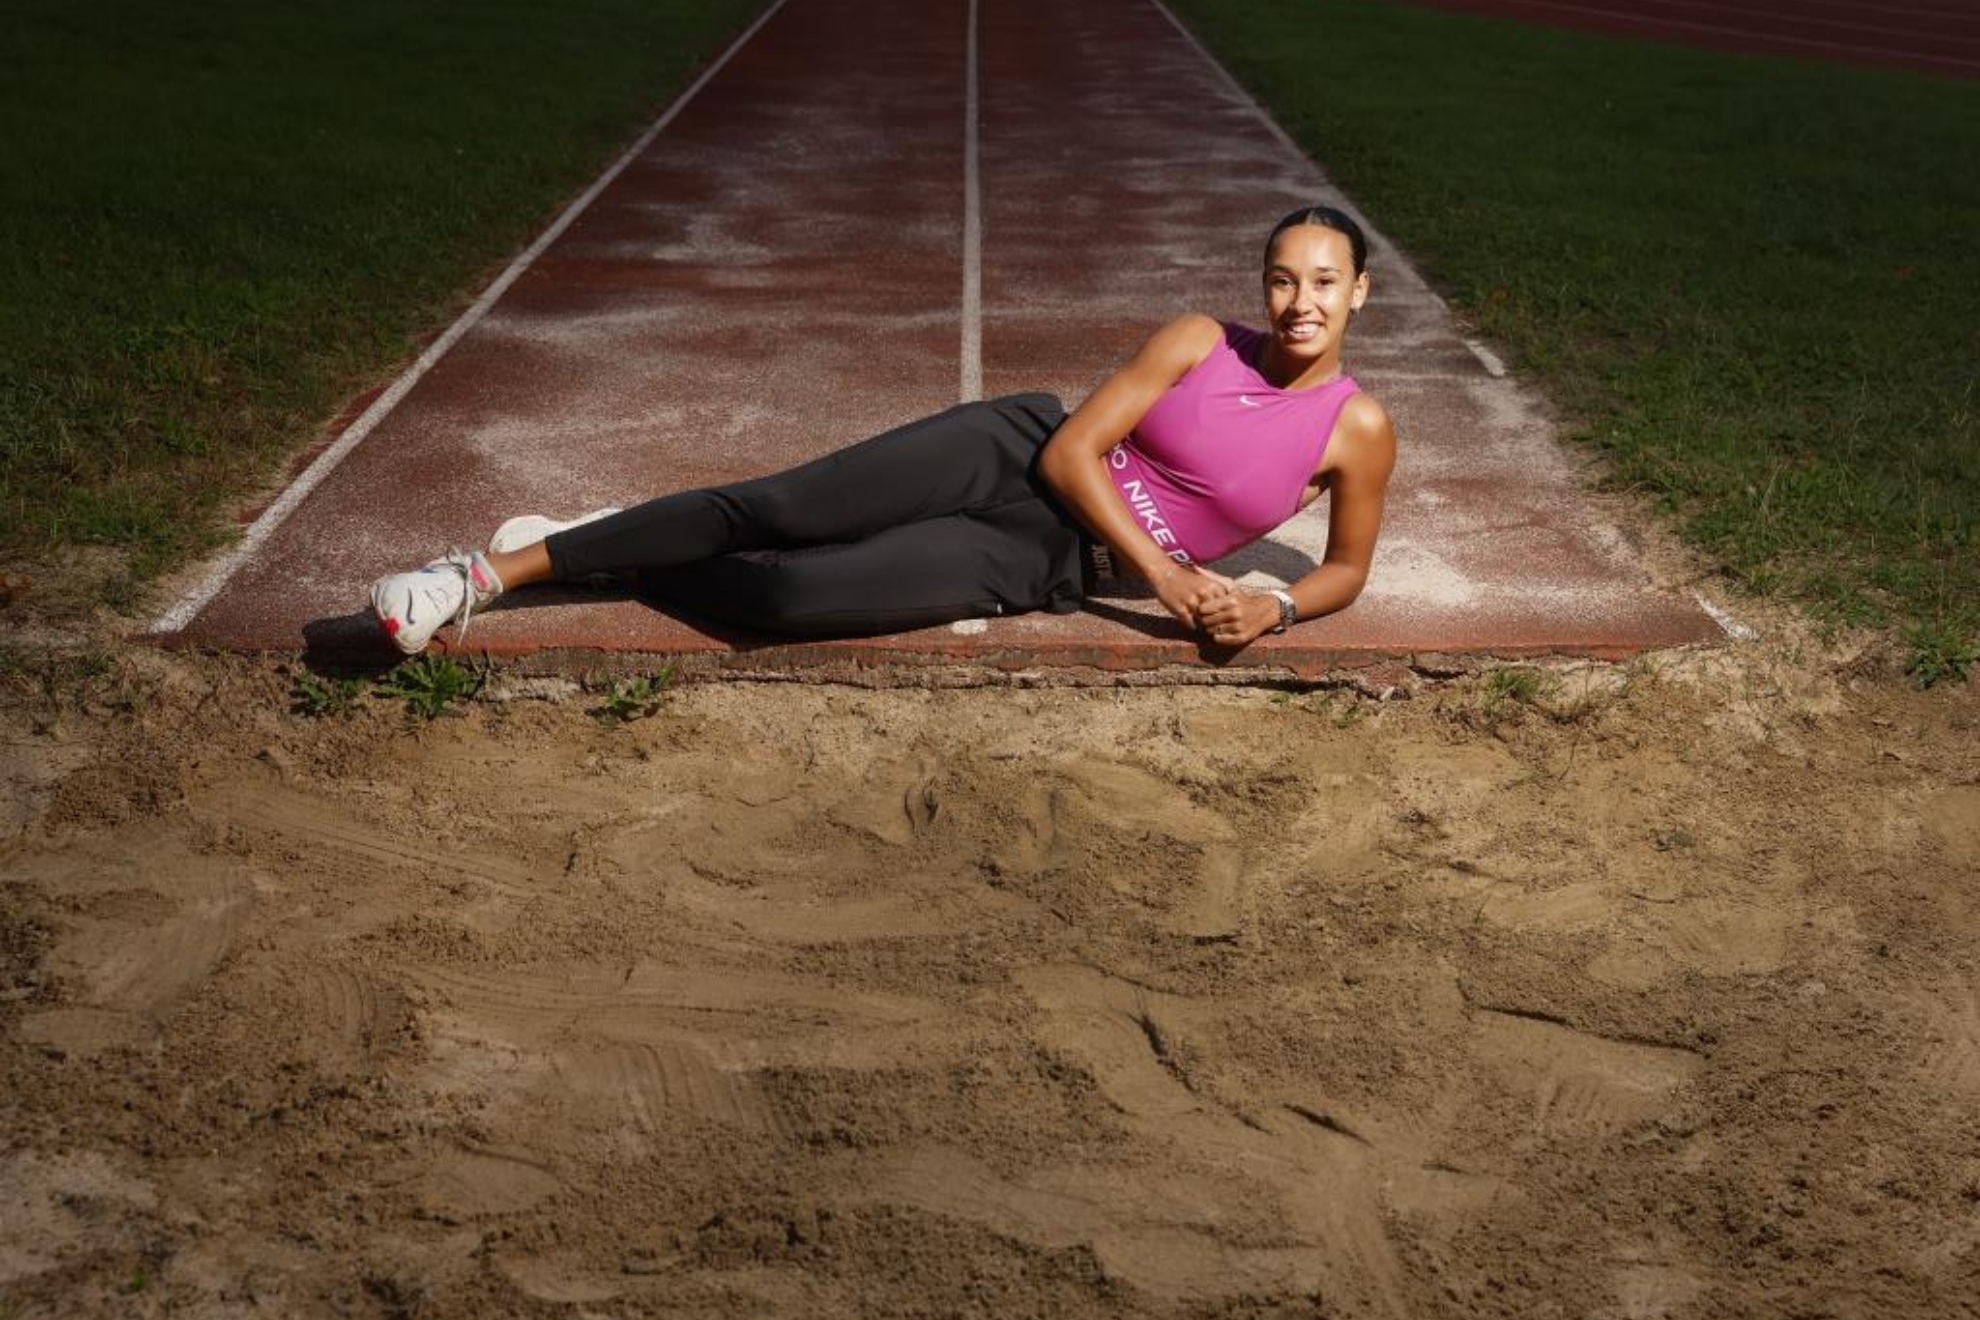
[1153,564,1278,647]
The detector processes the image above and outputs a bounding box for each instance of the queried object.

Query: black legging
[544,393,1089,637]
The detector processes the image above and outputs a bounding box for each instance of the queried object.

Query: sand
[2,627,1977,1319]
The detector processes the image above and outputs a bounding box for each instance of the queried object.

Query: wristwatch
[1268,589,1298,634]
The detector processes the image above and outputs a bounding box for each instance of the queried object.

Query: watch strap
[1268,589,1298,633]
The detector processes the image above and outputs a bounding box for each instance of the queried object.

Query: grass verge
[0,0,762,601]
[1171,0,1978,681]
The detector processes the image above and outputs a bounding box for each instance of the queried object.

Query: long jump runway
[151,0,1719,680]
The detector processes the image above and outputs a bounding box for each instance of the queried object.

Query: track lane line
[961,0,984,403]
[1146,0,1307,159]
[151,0,793,636]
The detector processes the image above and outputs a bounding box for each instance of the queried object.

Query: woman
[369,205,1395,653]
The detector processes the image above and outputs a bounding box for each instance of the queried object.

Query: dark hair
[1264,205,1368,277]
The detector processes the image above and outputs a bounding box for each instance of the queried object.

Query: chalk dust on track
[152,0,1715,666]
[3,622,1978,1317]
[7,0,1976,1313]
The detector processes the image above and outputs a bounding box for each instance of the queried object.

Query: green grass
[1172,0,1978,680]
[289,664,367,719]
[0,0,761,589]
[589,669,674,725]
[381,653,486,720]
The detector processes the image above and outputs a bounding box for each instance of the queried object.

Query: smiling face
[1259,222,1369,386]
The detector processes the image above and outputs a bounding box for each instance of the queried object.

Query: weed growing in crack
[1474,667,1548,728]
[1,645,136,731]
[1904,619,1977,689]
[1307,690,1366,727]
[288,666,366,718]
[381,653,485,720]
[589,669,673,727]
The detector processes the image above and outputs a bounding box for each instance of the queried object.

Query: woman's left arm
[1198,395,1397,648]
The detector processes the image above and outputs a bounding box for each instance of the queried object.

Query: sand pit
[3,633,1977,1317]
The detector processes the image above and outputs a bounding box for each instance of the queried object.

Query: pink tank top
[1105,323,1359,564]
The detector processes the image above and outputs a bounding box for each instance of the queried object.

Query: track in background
[1393,0,1980,78]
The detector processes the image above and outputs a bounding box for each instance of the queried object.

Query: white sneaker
[369,549,503,655]
[488,507,623,554]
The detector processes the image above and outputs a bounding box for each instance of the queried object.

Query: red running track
[1393,0,1980,78]
[149,0,1719,682]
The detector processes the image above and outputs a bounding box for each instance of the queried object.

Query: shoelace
[424,550,486,647]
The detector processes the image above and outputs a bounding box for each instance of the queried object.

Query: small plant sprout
[290,666,366,718]
[1904,619,1977,689]
[382,653,486,720]
[1485,667,1546,703]
[591,669,674,726]
[1477,666,1549,726]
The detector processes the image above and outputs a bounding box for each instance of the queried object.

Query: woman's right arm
[1038,313,1229,629]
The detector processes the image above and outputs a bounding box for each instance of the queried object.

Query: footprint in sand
[415,1144,562,1222]
[821,757,940,848]
[546,1039,785,1144]
[1921,785,1980,862]
[859,963,1425,1316]
[0,1150,157,1287]
[289,963,411,1072]
[409,959,949,1122]
[1478,879,1623,935]
[1477,873,1803,987]
[1607,1240,1707,1320]
[193,780,540,893]
[1909,975,1980,1096]
[1472,1008,1704,1133]
[665,868,1035,947]
[11,824,255,1057]
[986,758,1260,937]
[978,757,1234,885]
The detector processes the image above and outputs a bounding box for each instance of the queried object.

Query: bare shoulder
[1338,392,1395,446]
[1162,310,1226,348]
[1324,393,1397,482]
[1131,312,1224,377]
[1057,314,1228,456]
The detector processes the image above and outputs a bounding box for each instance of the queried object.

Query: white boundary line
[1464,338,1510,377]
[1150,0,1520,383]
[150,0,792,636]
[959,0,984,403]
[1162,0,1745,648]
[1146,0,1308,161]
[1693,592,1758,641]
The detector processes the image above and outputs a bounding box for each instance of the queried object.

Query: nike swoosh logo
[1239,395,1262,407]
